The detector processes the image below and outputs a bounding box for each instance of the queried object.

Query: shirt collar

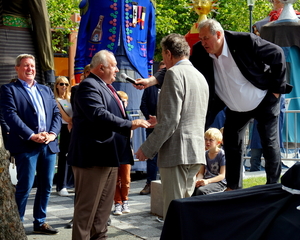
[18,79,37,88]
[209,38,229,59]
[89,72,107,85]
[174,59,189,66]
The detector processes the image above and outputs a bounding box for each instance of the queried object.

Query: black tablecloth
[161,163,300,240]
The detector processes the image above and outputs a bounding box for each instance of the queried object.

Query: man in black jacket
[67,50,149,239]
[135,19,292,191]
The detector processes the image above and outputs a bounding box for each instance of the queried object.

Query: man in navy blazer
[67,50,150,239]
[0,54,61,234]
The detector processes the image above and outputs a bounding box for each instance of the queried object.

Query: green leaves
[155,0,197,60]
[45,0,300,58]
[155,0,300,60]
[46,0,79,53]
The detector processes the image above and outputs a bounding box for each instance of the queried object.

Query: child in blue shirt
[194,128,226,195]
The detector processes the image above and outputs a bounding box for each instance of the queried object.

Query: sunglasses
[58,83,69,86]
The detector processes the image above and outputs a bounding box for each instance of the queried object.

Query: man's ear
[165,49,172,60]
[99,64,104,71]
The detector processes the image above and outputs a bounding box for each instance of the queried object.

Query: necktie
[107,84,125,116]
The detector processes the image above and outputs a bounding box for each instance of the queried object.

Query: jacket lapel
[14,80,35,110]
[90,73,125,116]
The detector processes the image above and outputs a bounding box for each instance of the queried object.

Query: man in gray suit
[136,33,209,219]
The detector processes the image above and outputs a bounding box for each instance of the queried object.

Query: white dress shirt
[209,39,267,112]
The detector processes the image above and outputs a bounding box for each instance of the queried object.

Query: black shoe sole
[64,224,72,229]
[140,192,150,195]
[33,230,59,235]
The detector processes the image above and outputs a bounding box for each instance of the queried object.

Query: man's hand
[133,76,158,90]
[31,132,56,144]
[131,119,151,130]
[135,148,148,161]
[31,133,46,143]
[44,133,56,144]
[148,115,157,128]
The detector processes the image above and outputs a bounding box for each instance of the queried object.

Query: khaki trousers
[72,166,118,240]
[160,164,201,219]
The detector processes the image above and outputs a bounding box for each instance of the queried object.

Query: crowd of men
[0,18,292,240]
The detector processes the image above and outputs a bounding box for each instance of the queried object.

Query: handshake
[131,115,157,130]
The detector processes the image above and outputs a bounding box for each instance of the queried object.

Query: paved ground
[24,176,163,240]
[24,169,287,239]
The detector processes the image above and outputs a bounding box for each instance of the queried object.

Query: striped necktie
[107,84,125,116]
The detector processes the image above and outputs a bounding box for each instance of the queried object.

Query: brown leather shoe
[140,183,151,195]
[33,223,59,235]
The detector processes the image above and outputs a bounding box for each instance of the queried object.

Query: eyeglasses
[205,138,216,142]
[59,83,69,86]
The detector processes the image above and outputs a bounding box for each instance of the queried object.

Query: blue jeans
[14,144,56,227]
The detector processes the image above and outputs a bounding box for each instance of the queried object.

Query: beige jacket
[140,60,209,168]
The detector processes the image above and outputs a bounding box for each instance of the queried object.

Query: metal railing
[244,109,300,166]
[282,109,300,162]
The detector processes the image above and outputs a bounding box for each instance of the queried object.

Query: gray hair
[198,19,224,36]
[15,54,35,66]
[160,33,190,58]
[90,50,114,68]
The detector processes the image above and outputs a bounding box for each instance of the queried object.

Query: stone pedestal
[150,180,163,217]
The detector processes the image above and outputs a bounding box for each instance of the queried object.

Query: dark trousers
[223,91,281,189]
[56,124,73,191]
[145,129,158,184]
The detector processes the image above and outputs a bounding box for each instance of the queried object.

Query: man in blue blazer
[0,54,61,234]
[67,50,150,239]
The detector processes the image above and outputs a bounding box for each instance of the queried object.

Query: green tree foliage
[155,0,300,60]
[46,0,300,59]
[216,0,275,32]
[155,0,198,60]
[46,0,80,53]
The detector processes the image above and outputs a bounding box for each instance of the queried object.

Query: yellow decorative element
[189,0,219,33]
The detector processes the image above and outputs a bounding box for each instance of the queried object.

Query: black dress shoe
[33,223,59,235]
[65,219,73,229]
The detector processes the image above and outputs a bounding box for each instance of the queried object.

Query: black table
[161,163,300,240]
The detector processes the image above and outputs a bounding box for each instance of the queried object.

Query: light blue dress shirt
[19,79,47,136]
